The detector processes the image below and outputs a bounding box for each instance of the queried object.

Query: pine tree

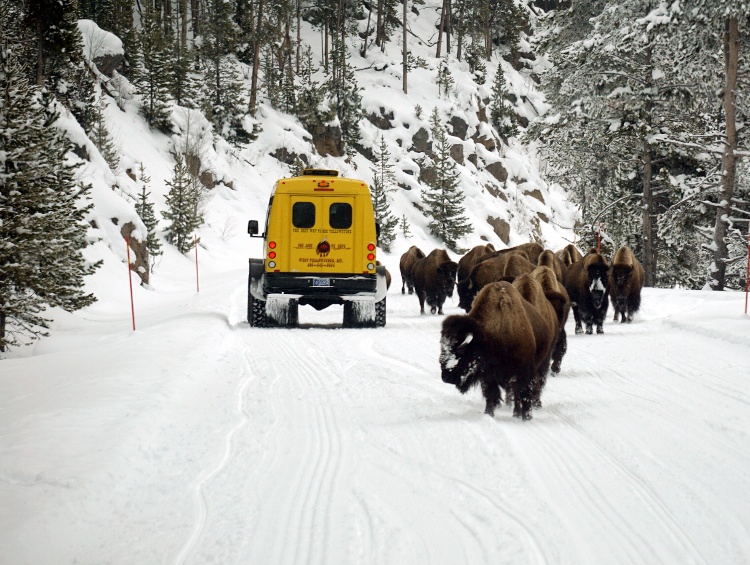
[21,0,98,132]
[490,67,518,139]
[132,2,173,132]
[436,56,454,98]
[296,46,332,133]
[533,0,711,288]
[399,214,412,238]
[328,36,362,152]
[1,47,97,351]
[134,163,163,270]
[89,96,120,171]
[163,155,204,254]
[423,109,472,252]
[370,136,399,252]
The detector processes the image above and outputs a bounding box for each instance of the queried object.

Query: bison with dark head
[412,249,458,315]
[608,246,644,323]
[563,251,610,335]
[440,280,555,420]
[399,245,425,294]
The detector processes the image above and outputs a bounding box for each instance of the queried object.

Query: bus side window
[293,202,315,228]
[329,203,352,229]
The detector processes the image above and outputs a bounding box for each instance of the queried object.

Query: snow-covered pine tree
[399,214,412,238]
[436,56,454,98]
[328,36,362,153]
[90,96,120,171]
[534,0,710,288]
[423,108,472,252]
[21,0,97,132]
[370,136,399,252]
[163,155,204,254]
[295,46,333,134]
[134,163,163,270]
[490,66,517,139]
[132,1,173,132]
[1,47,97,351]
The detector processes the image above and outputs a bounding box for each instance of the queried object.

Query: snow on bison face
[440,317,480,392]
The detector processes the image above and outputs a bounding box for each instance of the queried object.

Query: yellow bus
[248,169,388,327]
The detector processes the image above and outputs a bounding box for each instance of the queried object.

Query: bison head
[440,315,482,393]
[610,265,633,306]
[438,261,459,298]
[456,276,476,312]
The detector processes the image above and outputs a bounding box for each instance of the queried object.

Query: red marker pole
[194,234,200,293]
[126,236,136,331]
[744,232,749,314]
[597,222,602,254]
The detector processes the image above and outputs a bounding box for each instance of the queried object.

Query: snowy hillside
[63,6,578,333]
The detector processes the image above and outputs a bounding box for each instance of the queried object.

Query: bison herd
[398,242,645,421]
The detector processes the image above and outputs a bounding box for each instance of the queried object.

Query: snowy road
[2,272,750,565]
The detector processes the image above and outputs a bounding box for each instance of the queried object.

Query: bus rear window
[292,202,315,228]
[329,203,352,229]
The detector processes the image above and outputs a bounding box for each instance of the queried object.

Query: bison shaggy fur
[531,265,571,375]
[440,280,555,420]
[457,250,534,312]
[399,245,425,294]
[457,243,496,282]
[563,252,610,335]
[411,249,458,315]
[608,246,644,323]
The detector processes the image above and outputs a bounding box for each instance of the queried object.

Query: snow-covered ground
[2,261,750,565]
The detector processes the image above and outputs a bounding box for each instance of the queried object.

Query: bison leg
[551,330,567,375]
[417,291,426,314]
[585,323,593,335]
[512,367,536,421]
[596,323,604,334]
[572,307,583,334]
[481,378,501,417]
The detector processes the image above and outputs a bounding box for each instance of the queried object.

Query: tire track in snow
[257,331,346,565]
[354,334,553,564]
[175,343,255,565]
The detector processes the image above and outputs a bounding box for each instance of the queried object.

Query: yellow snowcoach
[247,169,388,327]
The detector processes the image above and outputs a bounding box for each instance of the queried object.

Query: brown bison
[531,265,571,375]
[457,250,535,311]
[399,245,425,294]
[512,274,559,406]
[411,249,458,315]
[608,246,644,323]
[377,261,392,289]
[457,243,496,282]
[440,280,555,420]
[537,249,565,283]
[555,244,584,269]
[563,251,610,335]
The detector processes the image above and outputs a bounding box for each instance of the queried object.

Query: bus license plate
[313,278,331,287]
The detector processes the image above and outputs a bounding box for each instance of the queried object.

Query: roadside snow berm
[247,169,387,327]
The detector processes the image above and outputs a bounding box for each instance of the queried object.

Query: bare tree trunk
[710,16,739,291]
[362,5,372,57]
[642,140,656,287]
[436,0,446,58]
[36,21,44,86]
[191,0,199,38]
[445,0,451,54]
[0,312,5,353]
[402,0,407,93]
[249,0,264,116]
[376,0,383,48]
[296,0,301,73]
[180,0,188,50]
